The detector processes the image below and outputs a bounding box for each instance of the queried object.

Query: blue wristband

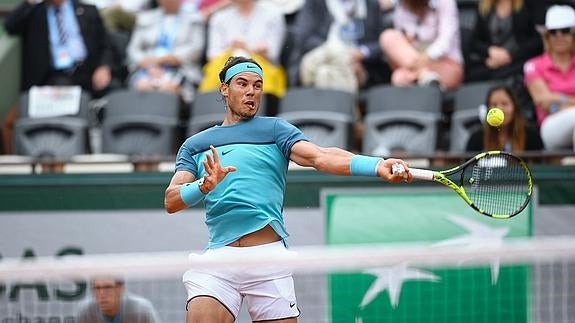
[180,180,206,207]
[350,155,382,176]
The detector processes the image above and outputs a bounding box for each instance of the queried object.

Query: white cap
[544,5,575,30]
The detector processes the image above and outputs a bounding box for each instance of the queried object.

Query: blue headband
[224,62,263,83]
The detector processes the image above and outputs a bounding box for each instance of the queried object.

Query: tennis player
[164,56,412,323]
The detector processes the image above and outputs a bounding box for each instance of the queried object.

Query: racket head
[444,151,533,219]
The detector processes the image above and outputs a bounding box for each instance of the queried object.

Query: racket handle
[392,163,434,181]
[408,168,435,181]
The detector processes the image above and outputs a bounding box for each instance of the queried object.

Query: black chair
[363,85,443,156]
[12,88,92,159]
[101,90,180,157]
[187,90,267,136]
[277,87,355,149]
[450,80,504,152]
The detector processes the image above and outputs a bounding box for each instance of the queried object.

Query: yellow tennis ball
[486,107,504,127]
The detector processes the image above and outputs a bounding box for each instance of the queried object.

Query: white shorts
[183,241,300,321]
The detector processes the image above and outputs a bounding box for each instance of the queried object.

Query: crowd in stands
[1,0,575,165]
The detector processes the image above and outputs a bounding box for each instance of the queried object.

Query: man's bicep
[289,140,322,167]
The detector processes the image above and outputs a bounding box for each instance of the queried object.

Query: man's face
[222,72,263,120]
[91,278,123,317]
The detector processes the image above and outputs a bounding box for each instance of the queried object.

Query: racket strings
[462,154,531,216]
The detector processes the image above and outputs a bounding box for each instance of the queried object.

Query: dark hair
[402,0,430,16]
[483,85,527,151]
[91,277,125,287]
[218,56,263,84]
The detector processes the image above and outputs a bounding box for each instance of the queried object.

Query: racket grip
[408,168,435,181]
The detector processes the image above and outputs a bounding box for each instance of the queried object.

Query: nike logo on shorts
[290,302,296,308]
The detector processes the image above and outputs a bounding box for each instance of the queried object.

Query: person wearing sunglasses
[523,5,575,151]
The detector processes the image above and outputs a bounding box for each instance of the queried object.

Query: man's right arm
[164,171,196,214]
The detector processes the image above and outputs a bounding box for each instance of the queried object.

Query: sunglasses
[547,27,574,36]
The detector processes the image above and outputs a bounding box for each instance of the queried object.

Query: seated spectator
[76,276,161,323]
[126,0,205,103]
[465,0,544,83]
[379,0,464,91]
[82,0,151,33]
[2,0,118,154]
[198,0,287,99]
[289,0,391,94]
[523,5,575,151]
[466,85,543,152]
[4,0,117,97]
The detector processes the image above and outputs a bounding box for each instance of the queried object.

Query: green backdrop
[325,189,532,323]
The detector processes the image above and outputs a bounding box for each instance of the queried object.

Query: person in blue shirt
[164,56,412,323]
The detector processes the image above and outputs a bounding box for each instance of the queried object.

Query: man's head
[91,277,125,317]
[219,56,264,121]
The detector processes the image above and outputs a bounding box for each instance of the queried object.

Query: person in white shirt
[126,0,205,102]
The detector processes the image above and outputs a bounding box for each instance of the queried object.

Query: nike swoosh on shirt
[221,149,234,156]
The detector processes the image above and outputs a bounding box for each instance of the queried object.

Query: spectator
[198,0,287,99]
[2,0,118,154]
[3,0,116,96]
[76,276,161,323]
[126,0,205,103]
[466,85,543,152]
[82,0,151,33]
[523,5,575,151]
[465,0,544,83]
[379,0,464,91]
[289,0,391,94]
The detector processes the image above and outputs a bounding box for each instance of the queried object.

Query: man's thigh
[186,296,235,323]
[243,275,300,322]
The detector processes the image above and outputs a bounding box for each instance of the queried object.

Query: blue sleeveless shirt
[175,116,308,249]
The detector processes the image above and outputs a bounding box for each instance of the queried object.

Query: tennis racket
[392,151,533,219]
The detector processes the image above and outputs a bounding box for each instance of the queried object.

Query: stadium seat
[450,80,504,152]
[363,85,443,156]
[12,88,91,159]
[187,90,267,136]
[277,87,355,149]
[101,90,180,157]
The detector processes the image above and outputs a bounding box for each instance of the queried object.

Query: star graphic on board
[359,263,440,309]
[432,215,510,284]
